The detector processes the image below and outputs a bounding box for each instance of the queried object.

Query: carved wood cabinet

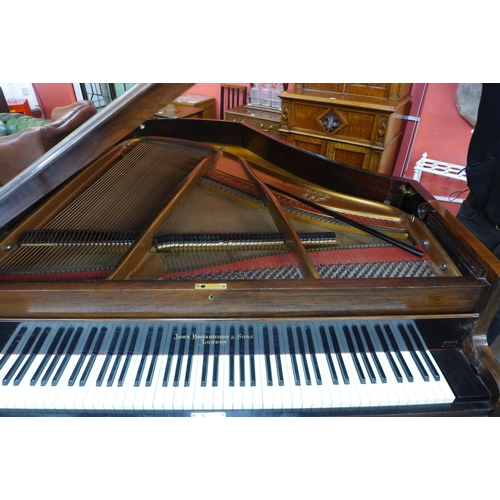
[278,84,412,175]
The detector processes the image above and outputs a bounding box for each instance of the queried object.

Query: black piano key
[305,325,322,386]
[319,326,338,385]
[374,324,402,383]
[296,326,311,386]
[68,326,99,387]
[134,325,154,387]
[398,324,429,382]
[273,326,284,387]
[52,326,83,386]
[96,326,121,387]
[360,325,387,383]
[145,326,164,387]
[328,325,349,384]
[406,323,440,381]
[211,325,221,387]
[3,327,41,386]
[117,326,139,387]
[0,325,28,371]
[108,327,129,387]
[287,326,301,385]
[263,326,273,386]
[352,325,376,384]
[249,325,256,387]
[343,326,366,384]
[41,327,74,386]
[228,326,235,387]
[162,326,178,387]
[200,327,211,387]
[384,324,413,382]
[79,326,107,386]
[173,327,188,387]
[14,326,51,386]
[183,326,197,388]
[239,325,246,387]
[30,326,66,386]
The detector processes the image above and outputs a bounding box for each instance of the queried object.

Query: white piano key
[231,351,243,410]
[91,324,127,410]
[247,326,264,411]
[0,354,24,409]
[254,353,271,410]
[420,349,455,403]
[32,325,83,411]
[78,352,110,410]
[142,327,171,411]
[322,323,355,408]
[49,324,94,411]
[309,324,340,409]
[130,325,160,411]
[402,321,455,404]
[346,323,384,407]
[74,328,114,410]
[14,349,56,410]
[281,325,305,410]
[200,341,215,411]
[129,325,157,410]
[385,322,430,406]
[211,324,227,411]
[172,352,189,410]
[357,326,394,407]
[159,352,179,411]
[0,324,35,409]
[181,324,205,411]
[121,328,149,410]
[157,325,180,411]
[220,354,233,411]
[315,323,350,408]
[274,325,294,410]
[146,353,168,410]
[69,326,109,410]
[110,326,143,410]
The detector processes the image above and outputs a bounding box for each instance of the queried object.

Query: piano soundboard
[0,318,491,416]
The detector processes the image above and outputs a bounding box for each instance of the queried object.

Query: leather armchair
[0,100,97,186]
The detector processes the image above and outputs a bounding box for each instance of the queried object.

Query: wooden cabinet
[225,105,281,138]
[278,84,412,175]
[155,104,204,119]
[172,94,216,119]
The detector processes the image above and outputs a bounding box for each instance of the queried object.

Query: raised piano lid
[0,83,193,231]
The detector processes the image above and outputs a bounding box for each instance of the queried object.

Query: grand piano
[1,83,499,416]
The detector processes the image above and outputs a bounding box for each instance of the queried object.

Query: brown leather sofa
[0,100,97,186]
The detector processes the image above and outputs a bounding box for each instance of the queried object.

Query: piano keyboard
[0,319,458,415]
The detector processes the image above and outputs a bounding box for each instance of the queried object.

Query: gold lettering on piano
[172,331,254,345]
[301,188,331,203]
[172,332,230,345]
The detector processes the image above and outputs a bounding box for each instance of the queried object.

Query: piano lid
[0,83,193,231]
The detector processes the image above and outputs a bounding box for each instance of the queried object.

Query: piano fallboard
[0,318,492,416]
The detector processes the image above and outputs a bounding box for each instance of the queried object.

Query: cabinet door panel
[327,142,370,170]
[288,134,328,157]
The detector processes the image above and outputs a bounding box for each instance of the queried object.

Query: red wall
[403,83,474,176]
